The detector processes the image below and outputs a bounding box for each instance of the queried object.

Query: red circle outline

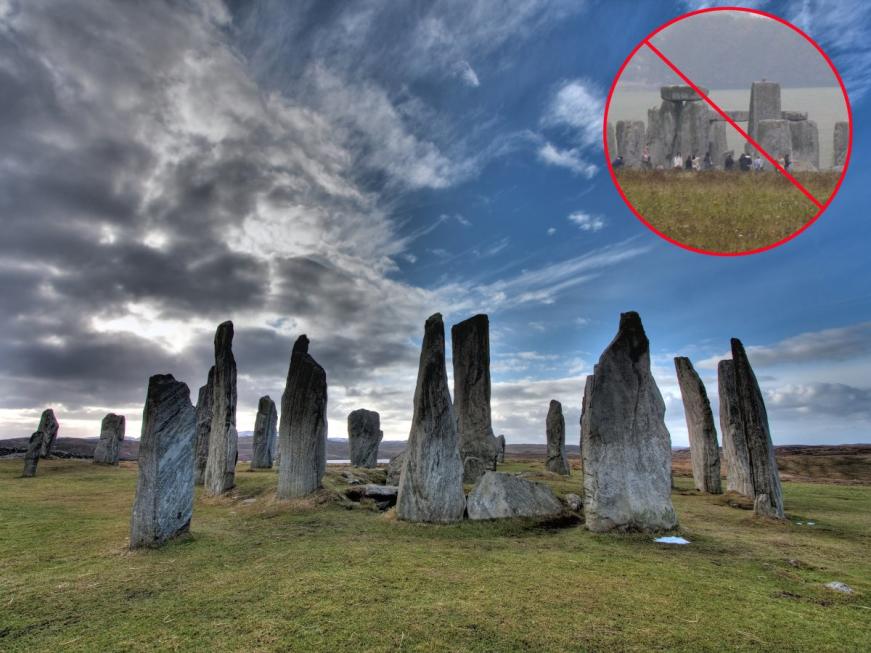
[603,6,853,257]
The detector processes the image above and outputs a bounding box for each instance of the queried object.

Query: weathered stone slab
[348,409,383,468]
[251,395,278,470]
[754,119,792,161]
[496,434,506,464]
[545,400,570,475]
[747,81,782,144]
[717,360,753,497]
[661,85,708,102]
[781,111,808,121]
[345,484,398,509]
[616,120,646,167]
[386,449,406,485]
[129,374,196,549]
[582,312,677,532]
[607,122,616,159]
[467,471,563,520]
[204,322,238,495]
[674,357,721,494]
[193,367,214,486]
[833,121,848,168]
[731,338,784,519]
[93,413,126,465]
[22,431,43,477]
[38,408,59,458]
[397,314,465,523]
[579,374,593,480]
[278,335,328,498]
[789,119,819,170]
[452,314,497,484]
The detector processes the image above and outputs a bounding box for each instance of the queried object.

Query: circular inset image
[604,7,852,255]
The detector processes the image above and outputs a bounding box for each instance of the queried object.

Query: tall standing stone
[747,80,782,148]
[674,357,722,494]
[348,409,383,468]
[37,408,59,458]
[755,119,792,162]
[278,335,328,498]
[193,367,214,486]
[717,360,753,497]
[789,120,819,170]
[397,313,465,523]
[579,374,593,481]
[496,434,506,464]
[616,120,646,167]
[129,374,196,549]
[545,400,570,475]
[607,122,616,160]
[451,314,497,484]
[22,431,43,477]
[204,322,238,495]
[731,338,784,518]
[93,413,126,465]
[582,312,677,532]
[251,396,278,470]
[833,121,849,168]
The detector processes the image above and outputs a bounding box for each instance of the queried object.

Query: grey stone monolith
[251,395,278,470]
[397,313,465,523]
[582,312,677,532]
[607,122,616,160]
[93,413,126,465]
[545,400,570,475]
[755,119,792,162]
[718,359,753,497]
[833,121,848,168]
[386,449,406,486]
[129,374,196,549]
[616,120,646,167]
[789,120,819,170]
[466,472,563,520]
[674,357,721,494]
[579,374,593,481]
[37,409,59,458]
[496,434,506,464]
[348,409,383,468]
[452,314,497,484]
[747,81,782,146]
[204,322,238,495]
[22,431,43,477]
[193,367,214,486]
[278,335,328,498]
[661,85,707,102]
[731,338,784,519]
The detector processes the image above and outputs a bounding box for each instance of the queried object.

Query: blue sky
[0,0,868,446]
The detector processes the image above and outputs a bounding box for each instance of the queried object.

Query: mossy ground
[614,170,841,253]
[1,459,869,652]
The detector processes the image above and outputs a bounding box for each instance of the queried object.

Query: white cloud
[542,78,604,148]
[455,60,480,87]
[537,142,598,178]
[568,211,605,231]
[547,227,556,236]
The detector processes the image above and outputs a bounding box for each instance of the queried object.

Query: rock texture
[579,374,593,480]
[717,360,754,497]
[204,322,238,495]
[789,119,819,170]
[661,85,707,102]
[607,122,616,160]
[22,431,43,477]
[755,119,792,161]
[467,472,563,520]
[545,400,570,475]
[731,338,784,518]
[348,409,383,468]
[582,312,677,532]
[37,409,59,458]
[833,121,848,168]
[129,374,196,549]
[674,357,722,494]
[93,413,126,465]
[386,450,406,485]
[615,120,646,167]
[747,81,782,147]
[496,434,506,464]
[278,335,328,498]
[646,98,726,168]
[193,367,214,485]
[451,314,497,484]
[251,396,278,470]
[397,314,465,523]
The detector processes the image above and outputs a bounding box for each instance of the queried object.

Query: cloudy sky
[1,0,868,447]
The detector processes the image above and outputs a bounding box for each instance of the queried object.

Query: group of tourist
[612,146,794,173]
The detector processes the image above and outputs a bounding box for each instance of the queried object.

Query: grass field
[1,459,869,652]
[615,170,841,253]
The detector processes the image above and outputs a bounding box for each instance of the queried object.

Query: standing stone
[545,400,570,475]
[348,409,383,468]
[674,357,722,494]
[731,338,784,519]
[582,312,677,532]
[37,408,59,458]
[397,313,465,523]
[718,360,753,497]
[789,120,819,170]
[579,374,593,481]
[496,434,506,464]
[251,396,278,470]
[755,119,792,163]
[451,314,497,484]
[386,449,406,486]
[204,322,238,496]
[616,120,646,167]
[833,121,849,168]
[193,367,214,486]
[22,431,43,477]
[93,413,126,465]
[129,374,196,549]
[747,81,782,147]
[607,122,616,160]
[278,335,328,498]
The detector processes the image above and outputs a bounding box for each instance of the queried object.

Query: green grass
[1,459,869,652]
[615,170,840,253]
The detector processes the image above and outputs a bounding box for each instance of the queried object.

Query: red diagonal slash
[644,39,823,209]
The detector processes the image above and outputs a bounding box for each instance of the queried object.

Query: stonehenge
[37,408,59,458]
[93,413,126,465]
[251,396,278,470]
[674,357,721,494]
[451,314,498,484]
[582,312,677,532]
[348,408,383,468]
[204,321,238,495]
[545,400,570,475]
[833,121,848,168]
[717,360,754,497]
[129,374,196,549]
[644,86,727,168]
[466,472,563,520]
[615,120,645,166]
[22,431,43,477]
[193,367,215,486]
[278,335,328,498]
[747,81,781,145]
[396,313,465,523]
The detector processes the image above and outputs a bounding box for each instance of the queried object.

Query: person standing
[703,150,713,170]
[641,145,651,169]
[672,152,683,170]
[684,154,694,170]
[724,152,735,171]
[753,154,763,172]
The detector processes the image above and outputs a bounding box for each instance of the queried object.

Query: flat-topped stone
[661,85,708,102]
[467,472,563,520]
[348,409,383,468]
[781,111,808,121]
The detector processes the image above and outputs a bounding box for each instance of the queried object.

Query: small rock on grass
[824,582,854,594]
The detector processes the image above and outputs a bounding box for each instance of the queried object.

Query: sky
[0,0,869,447]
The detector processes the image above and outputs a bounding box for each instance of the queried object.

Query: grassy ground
[1,459,869,652]
[615,170,840,253]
